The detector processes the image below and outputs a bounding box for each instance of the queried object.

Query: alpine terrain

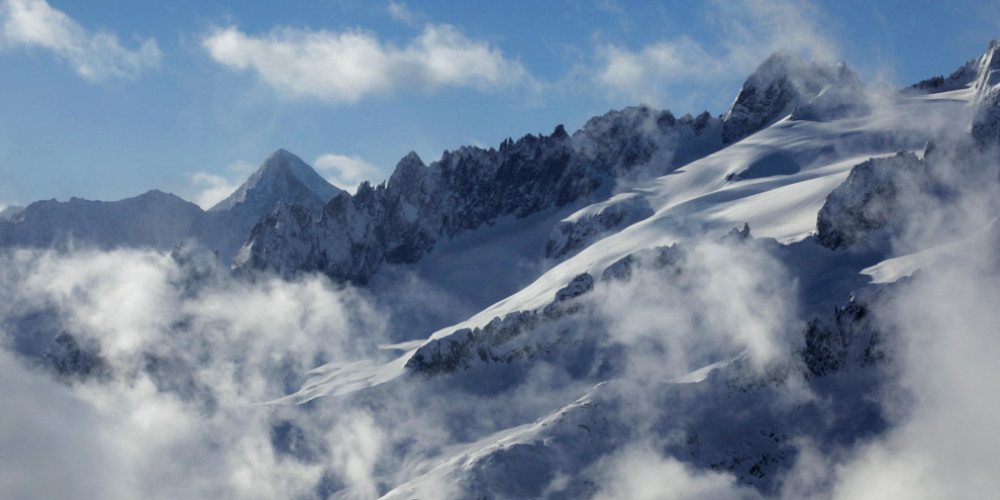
[3,36,1000,500]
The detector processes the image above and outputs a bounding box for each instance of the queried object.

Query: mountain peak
[209,148,343,214]
[722,52,851,143]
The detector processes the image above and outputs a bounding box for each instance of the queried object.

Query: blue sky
[0,0,998,209]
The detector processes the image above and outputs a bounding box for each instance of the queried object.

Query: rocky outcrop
[816,151,929,250]
[545,194,654,259]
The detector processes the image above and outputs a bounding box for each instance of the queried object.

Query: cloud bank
[0,0,161,81]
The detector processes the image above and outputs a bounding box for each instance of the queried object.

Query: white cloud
[202,23,529,103]
[188,172,241,210]
[0,0,161,81]
[0,248,389,498]
[596,37,721,106]
[593,0,838,107]
[314,153,381,191]
[593,446,762,500]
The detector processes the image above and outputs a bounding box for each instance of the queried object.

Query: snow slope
[277,73,977,408]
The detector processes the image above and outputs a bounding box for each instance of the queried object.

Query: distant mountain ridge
[0,150,342,261]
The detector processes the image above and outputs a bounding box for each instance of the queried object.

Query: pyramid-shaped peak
[209,148,343,213]
[260,148,310,173]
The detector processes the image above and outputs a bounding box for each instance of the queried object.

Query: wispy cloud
[592,0,839,108]
[386,0,420,26]
[314,153,382,192]
[595,37,722,107]
[0,0,161,81]
[202,23,530,104]
[187,172,240,210]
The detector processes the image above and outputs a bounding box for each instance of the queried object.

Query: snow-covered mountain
[210,148,343,219]
[4,37,1000,500]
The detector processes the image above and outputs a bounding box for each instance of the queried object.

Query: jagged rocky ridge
[240,51,865,285]
[236,109,719,283]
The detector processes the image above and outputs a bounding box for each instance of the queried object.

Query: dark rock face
[237,107,721,284]
[972,41,1000,147]
[803,299,883,377]
[816,152,928,250]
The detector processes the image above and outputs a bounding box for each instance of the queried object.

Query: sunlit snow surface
[290,86,977,406]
